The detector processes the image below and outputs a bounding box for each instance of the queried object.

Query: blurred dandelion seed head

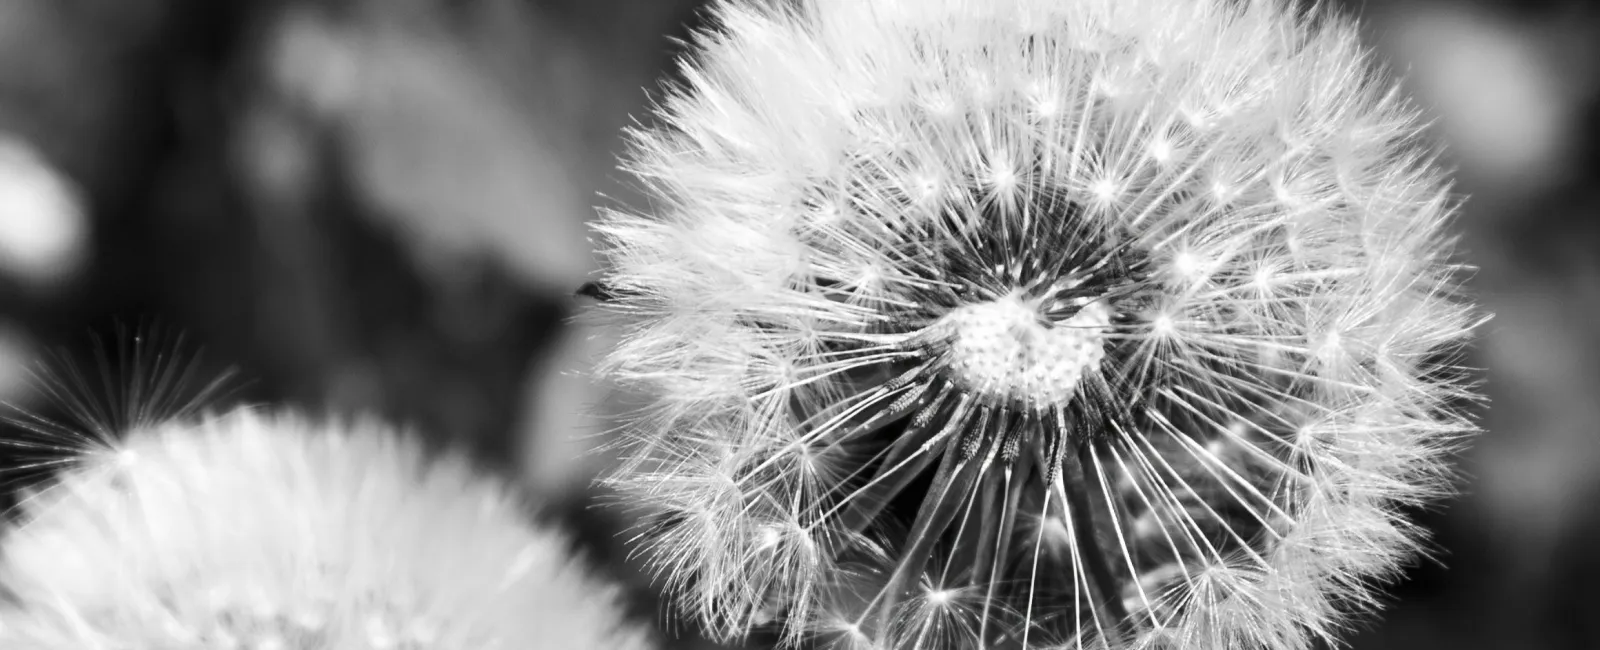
[594,0,1481,648]
[0,409,654,650]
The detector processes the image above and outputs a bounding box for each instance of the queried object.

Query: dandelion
[592,0,1481,648]
[0,407,655,650]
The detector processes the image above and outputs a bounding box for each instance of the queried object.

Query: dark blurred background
[0,1,1591,648]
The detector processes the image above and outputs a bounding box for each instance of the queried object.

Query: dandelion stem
[1064,442,1130,645]
[876,435,985,640]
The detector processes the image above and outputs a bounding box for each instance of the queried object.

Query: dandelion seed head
[596,0,1482,647]
[0,408,654,650]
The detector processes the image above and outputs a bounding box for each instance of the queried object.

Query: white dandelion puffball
[0,408,654,650]
[594,0,1481,648]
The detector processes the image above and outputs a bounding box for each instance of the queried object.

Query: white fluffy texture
[0,408,654,650]
[597,0,1478,649]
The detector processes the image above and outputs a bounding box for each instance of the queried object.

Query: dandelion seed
[0,324,238,508]
[0,408,654,650]
[595,0,1481,648]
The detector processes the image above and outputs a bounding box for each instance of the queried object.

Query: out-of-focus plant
[0,405,654,650]
[590,0,1481,648]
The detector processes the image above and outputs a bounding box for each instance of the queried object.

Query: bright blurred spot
[0,135,87,288]
[267,7,364,115]
[1386,2,1582,192]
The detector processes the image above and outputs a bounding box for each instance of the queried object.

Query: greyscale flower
[592,0,1481,648]
[0,408,654,650]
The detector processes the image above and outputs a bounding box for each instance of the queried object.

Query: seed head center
[940,293,1111,406]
